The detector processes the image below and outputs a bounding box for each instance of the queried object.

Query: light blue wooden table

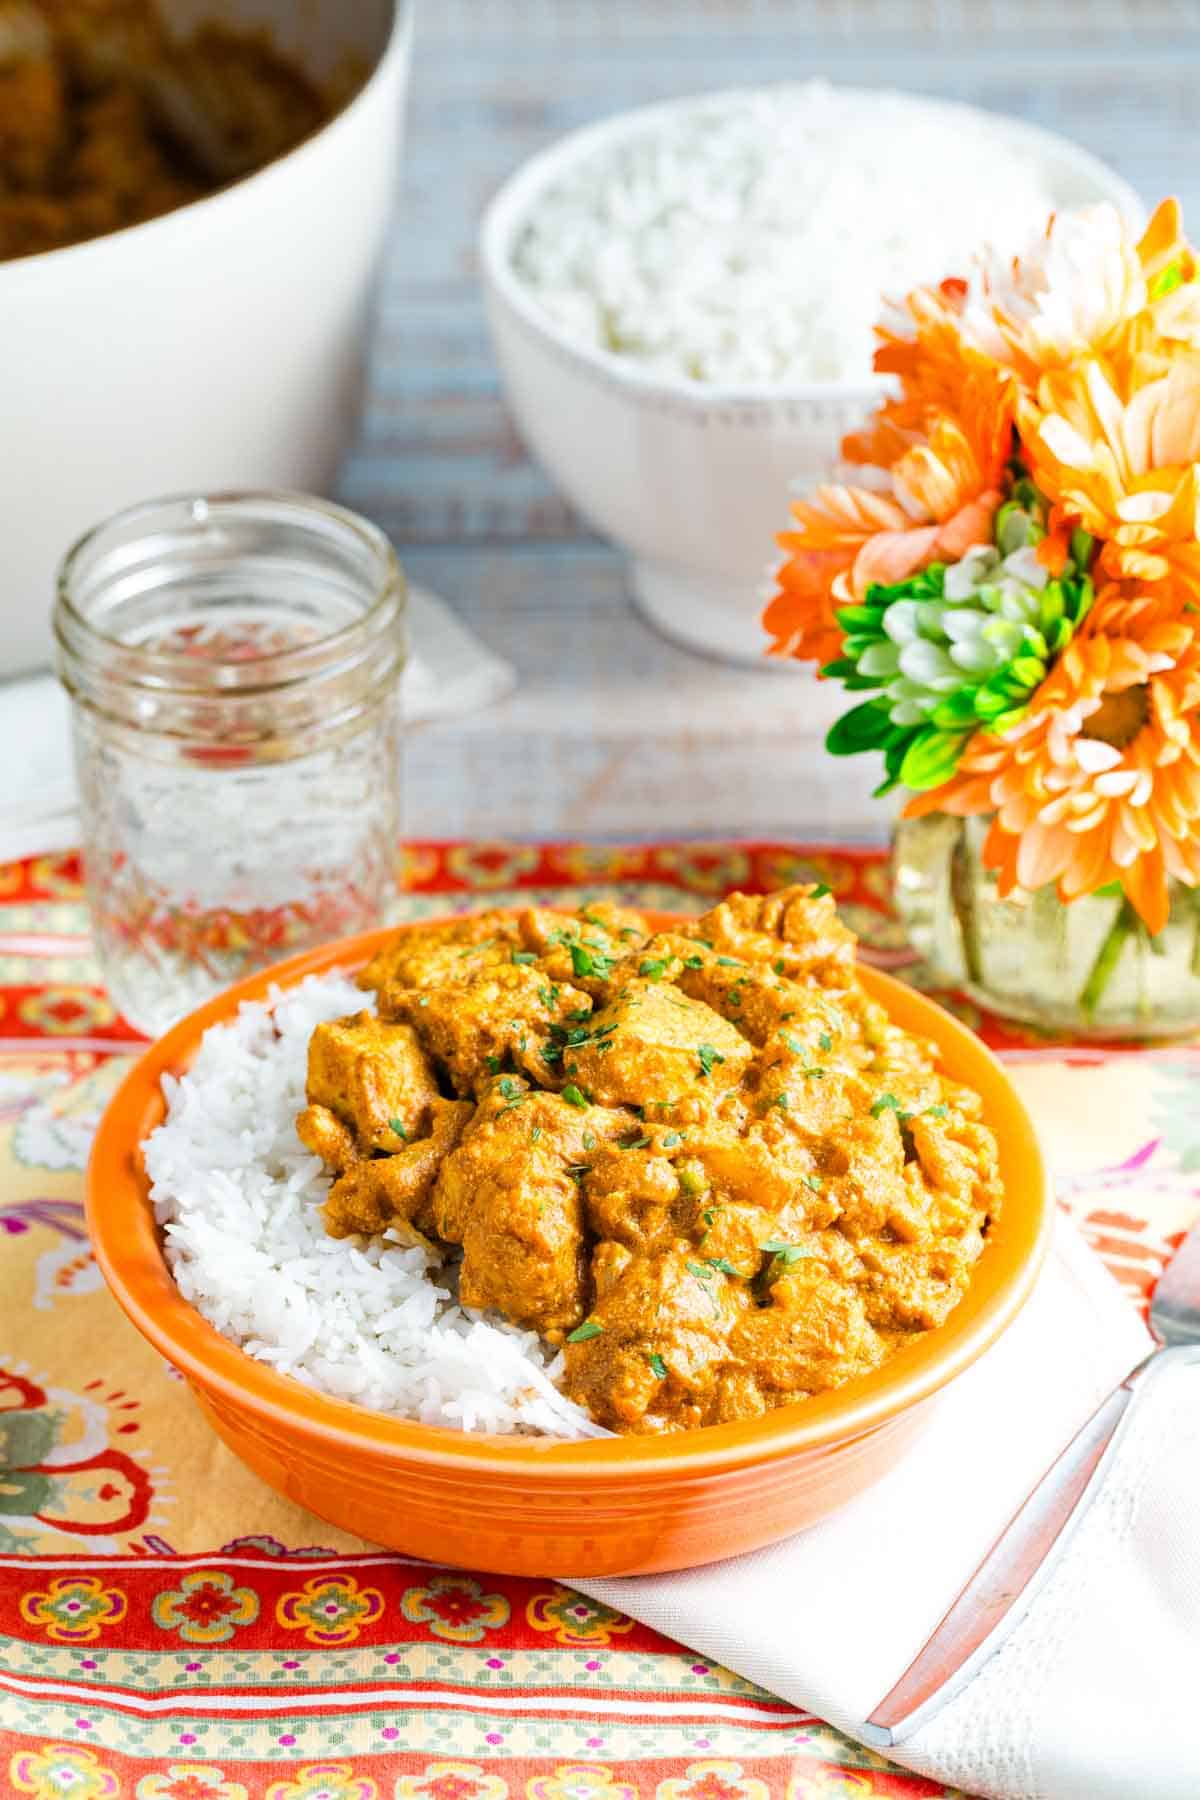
[339,0,1199,843]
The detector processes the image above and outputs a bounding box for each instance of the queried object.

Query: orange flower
[906,584,1200,930]
[765,352,1013,663]
[1018,355,1200,598]
[959,199,1198,384]
[845,277,972,465]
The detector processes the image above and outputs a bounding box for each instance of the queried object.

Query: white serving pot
[480,88,1143,669]
[0,0,409,677]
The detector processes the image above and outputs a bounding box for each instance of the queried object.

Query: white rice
[143,973,607,1438]
[511,82,1058,386]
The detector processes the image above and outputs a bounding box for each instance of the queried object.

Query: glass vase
[893,812,1200,1040]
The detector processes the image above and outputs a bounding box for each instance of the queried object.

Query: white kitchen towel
[578,1218,1200,1800]
[0,585,515,863]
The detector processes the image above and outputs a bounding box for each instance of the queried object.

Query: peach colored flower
[906,585,1200,930]
[1018,355,1200,598]
[964,204,1147,376]
[765,353,1012,663]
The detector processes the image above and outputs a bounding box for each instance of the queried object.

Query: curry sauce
[296,886,1003,1435]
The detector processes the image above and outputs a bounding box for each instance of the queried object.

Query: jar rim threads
[55,490,405,750]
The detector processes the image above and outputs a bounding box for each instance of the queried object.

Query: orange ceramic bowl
[87,915,1051,1577]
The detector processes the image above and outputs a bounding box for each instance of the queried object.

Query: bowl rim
[0,0,411,281]
[87,912,1052,1479]
[478,80,1144,410]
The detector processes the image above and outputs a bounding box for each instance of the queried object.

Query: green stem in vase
[950,822,984,989]
[1079,898,1136,1019]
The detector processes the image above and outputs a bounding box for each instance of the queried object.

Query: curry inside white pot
[0,0,407,676]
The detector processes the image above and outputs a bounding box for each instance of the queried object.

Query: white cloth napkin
[578,1218,1200,1800]
[0,584,514,864]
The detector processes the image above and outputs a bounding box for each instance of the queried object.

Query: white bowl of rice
[479,83,1141,668]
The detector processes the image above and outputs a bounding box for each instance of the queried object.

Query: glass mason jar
[893,812,1200,1040]
[55,492,405,1036]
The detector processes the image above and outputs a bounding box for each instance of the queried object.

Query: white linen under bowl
[0,0,409,678]
[480,87,1142,669]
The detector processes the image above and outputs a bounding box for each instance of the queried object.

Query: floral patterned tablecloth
[2,842,1196,1800]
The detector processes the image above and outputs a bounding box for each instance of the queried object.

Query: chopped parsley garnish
[818,1031,833,1053]
[701,1208,717,1228]
[773,958,786,975]
[648,1353,668,1380]
[622,1135,651,1150]
[583,1131,596,1151]
[759,1241,807,1266]
[803,1173,823,1193]
[662,1131,684,1149]
[512,949,538,965]
[683,953,704,969]
[686,1260,712,1282]
[716,955,743,968]
[531,1125,542,1143]
[581,910,608,929]
[566,1163,592,1179]
[571,944,613,980]
[639,957,669,980]
[485,1054,502,1075]
[705,1257,740,1277]
[561,1084,590,1109]
[567,1320,604,1343]
[769,1093,789,1110]
[498,1076,521,1098]
[810,882,832,898]
[538,985,560,1009]
[696,1043,725,1078]
[388,1117,409,1140]
[781,1034,826,1078]
[873,1093,941,1126]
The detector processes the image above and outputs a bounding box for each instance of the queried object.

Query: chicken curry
[296,886,1003,1435]
[0,0,332,261]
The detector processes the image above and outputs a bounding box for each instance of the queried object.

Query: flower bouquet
[764,200,1200,1031]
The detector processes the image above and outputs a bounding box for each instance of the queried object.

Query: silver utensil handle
[860,1344,1195,1750]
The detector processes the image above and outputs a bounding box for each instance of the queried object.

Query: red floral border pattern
[0,840,1071,1053]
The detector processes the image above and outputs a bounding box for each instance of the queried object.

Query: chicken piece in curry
[298,887,1003,1435]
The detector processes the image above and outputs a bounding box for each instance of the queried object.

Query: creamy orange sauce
[298,887,1003,1435]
